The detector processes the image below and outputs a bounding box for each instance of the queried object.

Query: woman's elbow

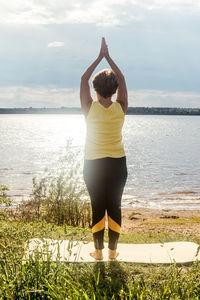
[117,74,125,83]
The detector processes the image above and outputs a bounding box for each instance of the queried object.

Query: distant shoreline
[0,107,200,115]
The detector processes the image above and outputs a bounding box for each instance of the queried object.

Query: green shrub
[14,139,92,227]
[0,185,11,206]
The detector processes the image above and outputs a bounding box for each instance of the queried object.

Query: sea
[0,114,200,210]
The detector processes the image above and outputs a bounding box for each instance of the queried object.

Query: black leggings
[83,156,128,250]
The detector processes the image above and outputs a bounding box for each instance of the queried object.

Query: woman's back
[84,101,125,160]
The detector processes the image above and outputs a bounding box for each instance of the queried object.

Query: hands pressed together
[80,36,128,113]
[99,37,110,59]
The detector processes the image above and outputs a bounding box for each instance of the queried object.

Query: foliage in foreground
[0,220,200,299]
[0,185,11,206]
[5,139,92,227]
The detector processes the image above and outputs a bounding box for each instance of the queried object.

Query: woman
[80,37,128,260]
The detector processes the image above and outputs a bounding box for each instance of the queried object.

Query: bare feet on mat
[108,249,119,260]
[90,249,103,260]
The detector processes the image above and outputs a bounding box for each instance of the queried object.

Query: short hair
[92,69,118,98]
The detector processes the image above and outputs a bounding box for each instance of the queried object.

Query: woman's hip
[83,156,128,180]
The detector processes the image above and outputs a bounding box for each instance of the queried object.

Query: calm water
[0,114,200,210]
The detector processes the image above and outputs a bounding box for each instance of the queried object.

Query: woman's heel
[89,249,103,260]
[108,249,119,260]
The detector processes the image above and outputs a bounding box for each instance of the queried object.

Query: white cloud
[0,86,80,108]
[47,41,64,48]
[0,86,199,108]
[128,90,200,108]
[0,0,199,26]
[128,0,200,13]
[0,0,126,26]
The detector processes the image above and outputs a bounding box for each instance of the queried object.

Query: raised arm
[103,38,128,113]
[80,41,104,116]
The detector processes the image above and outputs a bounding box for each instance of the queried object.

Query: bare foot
[89,249,103,260]
[108,249,119,260]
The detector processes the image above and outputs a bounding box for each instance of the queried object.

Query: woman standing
[80,37,128,260]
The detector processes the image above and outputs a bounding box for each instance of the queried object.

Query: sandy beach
[121,207,200,236]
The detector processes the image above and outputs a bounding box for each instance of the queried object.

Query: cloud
[1,0,199,27]
[0,0,127,26]
[128,90,200,108]
[138,0,200,13]
[0,86,80,108]
[47,41,64,48]
[0,86,199,108]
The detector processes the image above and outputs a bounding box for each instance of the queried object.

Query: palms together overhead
[99,37,109,58]
[80,36,128,115]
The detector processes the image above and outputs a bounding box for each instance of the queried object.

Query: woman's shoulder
[84,101,97,119]
[114,101,126,114]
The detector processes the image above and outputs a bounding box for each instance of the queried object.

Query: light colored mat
[24,238,200,264]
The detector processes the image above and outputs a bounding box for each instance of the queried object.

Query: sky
[0,0,200,108]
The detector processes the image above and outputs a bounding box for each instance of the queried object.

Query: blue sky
[0,0,200,108]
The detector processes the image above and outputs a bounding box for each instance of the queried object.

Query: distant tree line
[126,107,200,115]
[0,107,200,115]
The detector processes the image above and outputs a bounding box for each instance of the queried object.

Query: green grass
[0,220,200,299]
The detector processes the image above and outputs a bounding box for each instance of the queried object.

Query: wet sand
[121,207,200,236]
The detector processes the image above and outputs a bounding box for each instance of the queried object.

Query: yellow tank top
[84,101,126,160]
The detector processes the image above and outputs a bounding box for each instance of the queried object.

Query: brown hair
[92,69,118,98]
